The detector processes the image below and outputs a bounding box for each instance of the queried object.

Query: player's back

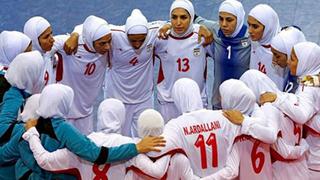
[162,109,240,177]
[79,132,134,180]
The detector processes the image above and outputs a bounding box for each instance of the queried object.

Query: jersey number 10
[194,133,218,169]
[84,63,96,76]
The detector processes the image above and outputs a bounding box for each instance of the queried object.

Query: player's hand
[25,119,38,130]
[158,23,171,39]
[259,92,277,105]
[64,32,79,55]
[136,136,166,153]
[299,74,320,87]
[223,110,244,125]
[198,25,213,46]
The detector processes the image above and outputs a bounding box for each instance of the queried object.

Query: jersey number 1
[194,133,218,169]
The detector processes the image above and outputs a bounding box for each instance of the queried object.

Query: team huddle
[1,0,320,179]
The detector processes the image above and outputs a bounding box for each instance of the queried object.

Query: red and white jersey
[235,135,273,180]
[55,35,108,119]
[250,42,286,90]
[125,144,193,180]
[104,22,163,104]
[149,109,240,177]
[24,129,133,180]
[38,35,65,86]
[305,113,320,171]
[155,24,212,102]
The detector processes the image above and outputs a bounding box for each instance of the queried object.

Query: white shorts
[121,98,154,137]
[157,100,180,124]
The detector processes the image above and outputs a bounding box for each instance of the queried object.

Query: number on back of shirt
[194,133,218,169]
[251,141,265,174]
[92,164,110,180]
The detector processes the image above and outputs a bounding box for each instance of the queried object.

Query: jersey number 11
[194,133,218,169]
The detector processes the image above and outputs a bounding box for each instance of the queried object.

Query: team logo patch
[147,44,153,52]
[193,48,201,56]
[241,40,249,47]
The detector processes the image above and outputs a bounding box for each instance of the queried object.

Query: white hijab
[170,0,194,37]
[249,4,280,45]
[23,16,51,53]
[220,79,256,115]
[19,94,41,122]
[240,69,281,103]
[5,51,45,94]
[97,98,125,134]
[218,0,245,38]
[37,84,74,119]
[271,27,306,57]
[0,31,31,67]
[82,15,111,52]
[293,42,320,77]
[138,109,164,138]
[125,9,148,35]
[172,78,203,114]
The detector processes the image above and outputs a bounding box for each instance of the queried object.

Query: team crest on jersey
[147,44,153,52]
[241,40,249,47]
[193,48,201,56]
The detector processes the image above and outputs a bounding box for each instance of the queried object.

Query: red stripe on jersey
[304,124,320,137]
[149,148,188,161]
[55,52,64,82]
[83,44,96,53]
[156,55,164,84]
[262,44,271,49]
[169,32,194,40]
[126,148,187,180]
[233,134,253,144]
[126,165,168,180]
[50,168,82,180]
[270,147,298,163]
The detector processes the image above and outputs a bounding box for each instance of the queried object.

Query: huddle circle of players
[0,0,320,179]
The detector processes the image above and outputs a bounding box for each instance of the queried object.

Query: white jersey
[104,22,162,104]
[234,135,272,180]
[125,144,193,180]
[125,153,171,180]
[24,129,133,180]
[237,104,278,180]
[305,113,320,171]
[155,24,212,102]
[39,35,64,85]
[55,35,108,119]
[149,109,240,177]
[250,42,286,90]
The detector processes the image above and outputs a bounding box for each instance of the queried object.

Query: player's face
[127,34,147,49]
[271,47,287,68]
[171,8,191,35]
[287,48,298,76]
[247,16,264,41]
[219,12,237,36]
[24,42,32,52]
[38,27,55,52]
[93,33,112,55]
